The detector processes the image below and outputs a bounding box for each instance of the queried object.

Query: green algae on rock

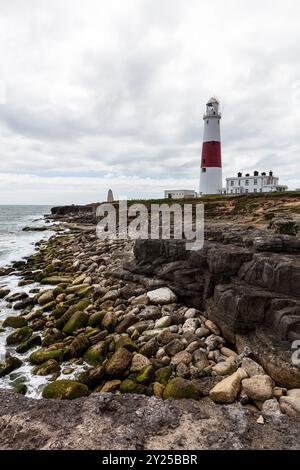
[163,378,201,400]
[6,326,32,345]
[42,380,89,399]
[29,348,64,365]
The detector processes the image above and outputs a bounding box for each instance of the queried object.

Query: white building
[164,189,197,199]
[226,171,288,194]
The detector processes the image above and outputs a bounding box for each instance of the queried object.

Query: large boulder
[42,380,89,399]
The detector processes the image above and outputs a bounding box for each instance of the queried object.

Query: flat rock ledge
[0,389,300,450]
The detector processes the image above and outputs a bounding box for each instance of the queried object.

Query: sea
[0,205,81,398]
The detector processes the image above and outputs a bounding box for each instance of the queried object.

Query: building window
[245,179,249,185]
[238,180,240,185]
[230,190,233,194]
[259,189,262,192]
[245,189,249,193]
[254,179,257,185]
[202,168,206,173]
[230,180,234,186]
[253,189,257,193]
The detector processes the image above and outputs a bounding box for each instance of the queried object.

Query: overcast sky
[0,0,300,205]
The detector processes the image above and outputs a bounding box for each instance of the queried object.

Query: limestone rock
[147,288,177,305]
[279,396,300,416]
[242,375,273,401]
[209,370,246,404]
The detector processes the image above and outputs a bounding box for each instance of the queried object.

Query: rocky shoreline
[0,206,300,449]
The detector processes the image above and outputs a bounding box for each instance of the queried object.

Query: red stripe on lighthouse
[201,141,221,168]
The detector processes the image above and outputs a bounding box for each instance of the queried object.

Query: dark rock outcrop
[117,224,300,388]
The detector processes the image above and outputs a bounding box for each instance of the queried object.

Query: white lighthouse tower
[199,97,222,195]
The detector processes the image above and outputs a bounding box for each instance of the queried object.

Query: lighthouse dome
[207,97,219,105]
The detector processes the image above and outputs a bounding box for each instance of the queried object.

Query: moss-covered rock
[101,311,117,332]
[41,276,73,285]
[42,330,65,347]
[115,335,138,352]
[154,366,172,385]
[87,311,106,327]
[29,348,64,365]
[77,286,93,297]
[13,383,27,395]
[3,316,28,328]
[6,326,32,345]
[54,299,91,329]
[105,347,132,378]
[120,378,147,394]
[62,311,88,335]
[42,380,89,399]
[136,365,154,384]
[83,340,109,366]
[16,334,41,353]
[64,335,89,360]
[163,378,200,400]
[33,359,60,376]
[77,365,105,388]
[0,354,22,378]
[42,301,57,312]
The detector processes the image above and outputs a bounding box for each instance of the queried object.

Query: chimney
[261,172,266,176]
[238,172,242,177]
[245,173,250,177]
[269,171,273,177]
[254,170,259,176]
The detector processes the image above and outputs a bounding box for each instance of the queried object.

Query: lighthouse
[200,97,222,195]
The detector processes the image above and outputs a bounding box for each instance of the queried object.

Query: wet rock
[16,335,41,353]
[163,378,200,400]
[29,349,64,365]
[33,359,61,376]
[13,297,34,310]
[242,375,273,401]
[154,366,172,385]
[38,290,55,306]
[42,380,89,400]
[83,341,109,366]
[87,311,106,327]
[13,383,27,395]
[7,292,28,302]
[0,289,10,299]
[105,347,132,377]
[77,365,105,388]
[6,326,32,345]
[146,288,177,305]
[0,354,22,377]
[64,335,89,359]
[3,316,28,328]
[62,311,88,335]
